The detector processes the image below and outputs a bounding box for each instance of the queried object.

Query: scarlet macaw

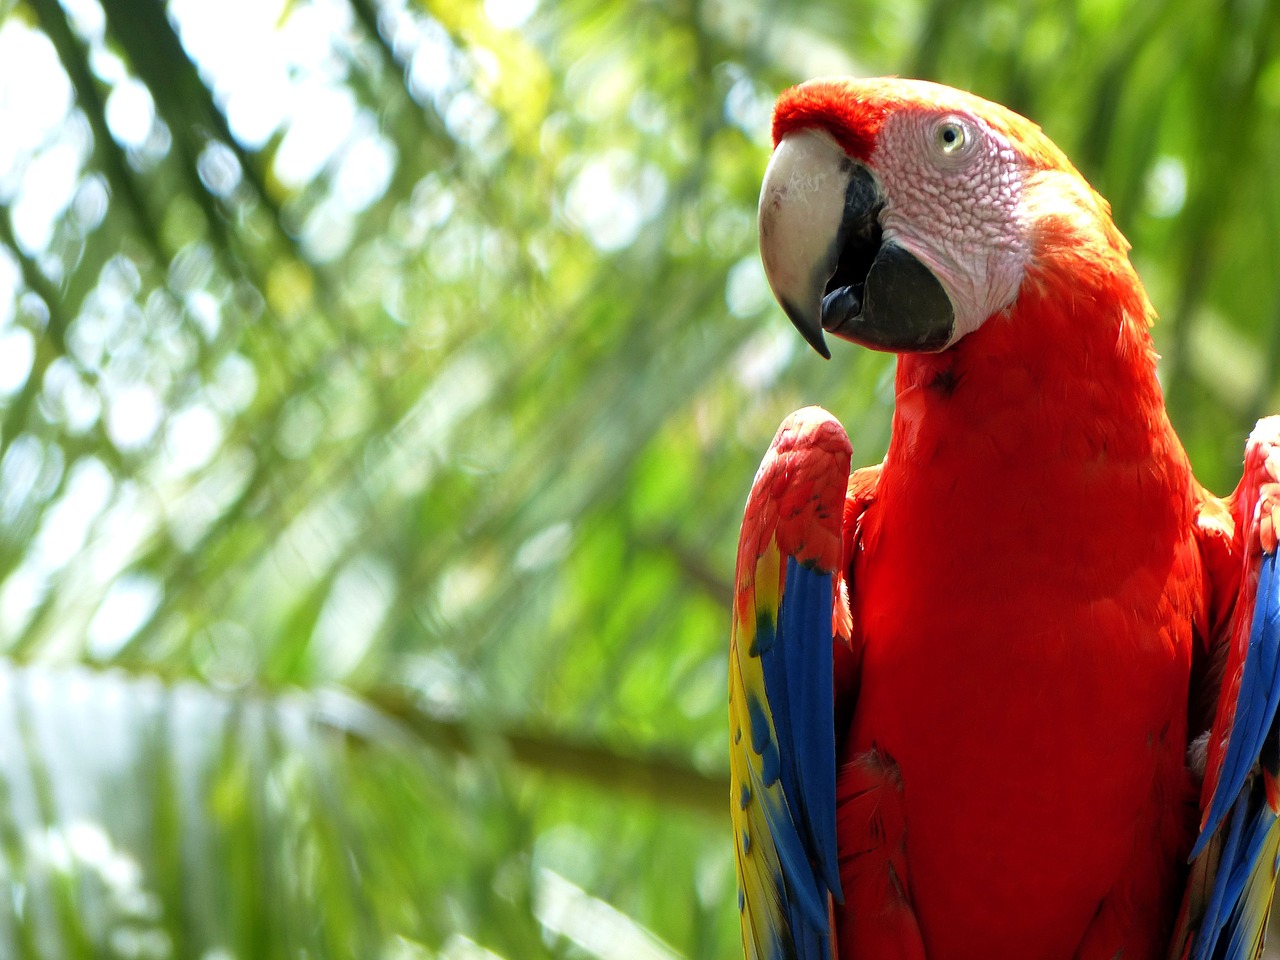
[729,77,1280,960]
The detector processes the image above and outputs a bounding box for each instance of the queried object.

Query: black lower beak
[823,242,955,352]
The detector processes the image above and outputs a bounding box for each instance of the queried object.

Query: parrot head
[758,77,1136,358]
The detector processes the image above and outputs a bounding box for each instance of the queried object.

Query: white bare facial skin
[871,110,1030,341]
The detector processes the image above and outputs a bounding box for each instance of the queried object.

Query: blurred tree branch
[363,687,728,818]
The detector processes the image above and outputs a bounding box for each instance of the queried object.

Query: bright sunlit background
[2,0,1280,957]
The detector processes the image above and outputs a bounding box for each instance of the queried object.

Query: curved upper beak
[757,129,955,356]
[757,130,867,359]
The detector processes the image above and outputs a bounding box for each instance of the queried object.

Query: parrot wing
[730,407,853,960]
[1179,417,1280,960]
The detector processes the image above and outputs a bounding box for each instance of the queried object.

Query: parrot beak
[758,129,955,356]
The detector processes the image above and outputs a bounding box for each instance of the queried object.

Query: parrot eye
[933,117,975,161]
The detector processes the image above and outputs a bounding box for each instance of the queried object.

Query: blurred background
[0,0,1279,957]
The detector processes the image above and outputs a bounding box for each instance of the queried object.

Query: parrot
[728,76,1280,960]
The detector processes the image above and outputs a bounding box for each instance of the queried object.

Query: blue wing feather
[1194,553,1280,859]
[755,560,839,932]
[1192,791,1253,960]
[779,558,842,899]
[1192,789,1280,960]
[1220,809,1280,960]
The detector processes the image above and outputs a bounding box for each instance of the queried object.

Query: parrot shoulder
[832,463,881,708]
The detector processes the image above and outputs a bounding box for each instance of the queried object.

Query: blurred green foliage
[1,0,1279,957]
